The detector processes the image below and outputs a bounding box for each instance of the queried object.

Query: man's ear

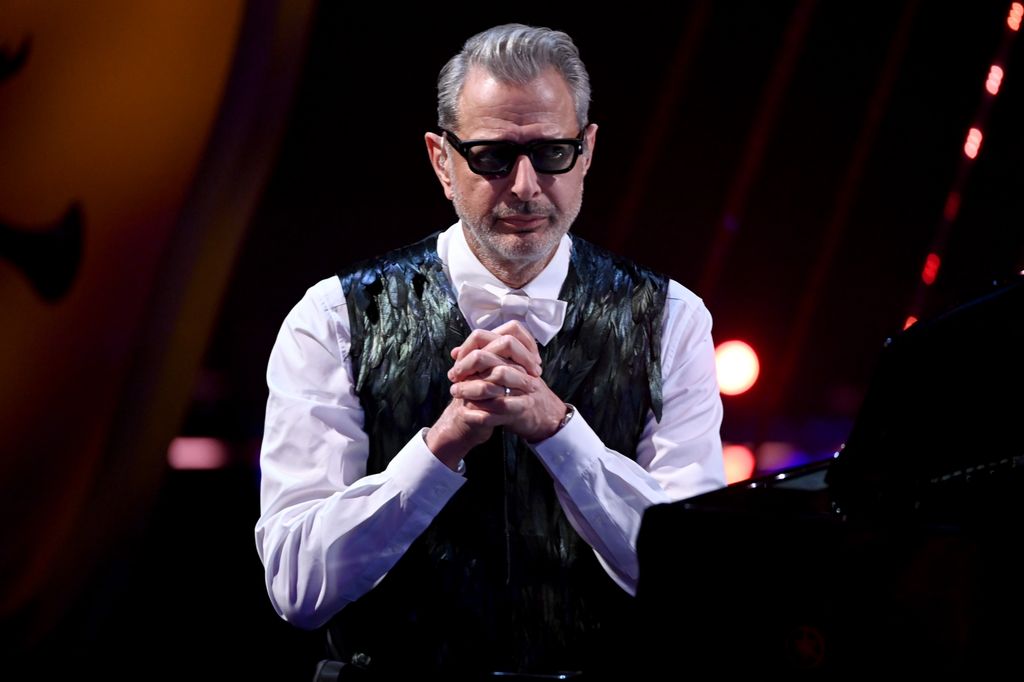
[580,123,598,177]
[425,132,454,200]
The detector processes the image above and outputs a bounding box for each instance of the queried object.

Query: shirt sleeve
[254,277,466,630]
[530,279,725,595]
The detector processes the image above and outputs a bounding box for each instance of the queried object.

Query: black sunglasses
[441,128,586,176]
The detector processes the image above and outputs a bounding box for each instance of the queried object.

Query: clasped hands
[426,321,567,470]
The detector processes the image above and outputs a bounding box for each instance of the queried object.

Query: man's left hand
[448,321,568,443]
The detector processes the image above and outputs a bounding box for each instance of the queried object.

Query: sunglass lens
[533,144,575,172]
[467,145,514,174]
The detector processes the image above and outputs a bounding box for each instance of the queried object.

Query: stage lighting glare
[715,340,760,395]
[723,444,757,484]
[964,127,983,159]
[168,437,230,469]
[922,253,941,285]
[986,65,1004,95]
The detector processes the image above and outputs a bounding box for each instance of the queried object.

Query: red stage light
[986,65,1004,95]
[723,444,757,484]
[964,127,983,159]
[1009,3,1023,31]
[715,340,760,395]
[921,253,941,285]
[904,316,918,330]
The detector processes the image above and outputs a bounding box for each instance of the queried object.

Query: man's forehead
[456,66,576,138]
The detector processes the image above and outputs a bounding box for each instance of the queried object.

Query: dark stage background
[4,2,1022,679]
[216,0,1024,473]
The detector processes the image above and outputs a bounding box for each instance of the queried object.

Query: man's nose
[509,154,541,200]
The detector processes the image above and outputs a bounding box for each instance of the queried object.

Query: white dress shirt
[255,222,725,630]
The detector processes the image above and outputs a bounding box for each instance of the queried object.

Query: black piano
[637,276,1024,676]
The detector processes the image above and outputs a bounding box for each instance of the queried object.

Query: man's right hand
[425,398,497,470]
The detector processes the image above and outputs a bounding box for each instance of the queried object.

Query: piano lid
[827,274,1024,516]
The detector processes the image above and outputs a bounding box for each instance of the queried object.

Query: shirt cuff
[530,409,603,479]
[385,428,467,516]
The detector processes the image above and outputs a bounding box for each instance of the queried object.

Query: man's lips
[498,215,548,230]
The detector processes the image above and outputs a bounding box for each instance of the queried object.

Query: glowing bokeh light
[986,65,1004,95]
[757,441,807,472]
[1009,3,1022,31]
[964,127,983,159]
[168,436,229,469]
[723,444,757,484]
[921,253,941,285]
[904,316,918,330]
[715,340,760,395]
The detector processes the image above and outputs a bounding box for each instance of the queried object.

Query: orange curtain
[0,0,315,643]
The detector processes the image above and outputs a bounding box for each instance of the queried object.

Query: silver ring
[504,386,512,397]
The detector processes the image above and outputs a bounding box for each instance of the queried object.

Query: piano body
[637,276,1024,675]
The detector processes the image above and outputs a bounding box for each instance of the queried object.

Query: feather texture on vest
[331,233,668,677]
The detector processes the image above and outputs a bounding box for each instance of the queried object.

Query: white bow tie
[457,282,567,345]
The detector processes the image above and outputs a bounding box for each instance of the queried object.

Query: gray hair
[437,24,591,132]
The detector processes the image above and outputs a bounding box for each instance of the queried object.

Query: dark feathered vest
[328,233,667,679]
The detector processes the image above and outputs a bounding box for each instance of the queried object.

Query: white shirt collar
[436,220,572,300]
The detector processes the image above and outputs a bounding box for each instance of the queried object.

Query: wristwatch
[557,403,576,432]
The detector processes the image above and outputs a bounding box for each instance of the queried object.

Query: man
[256,23,725,679]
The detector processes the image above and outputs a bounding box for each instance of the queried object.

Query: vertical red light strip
[698,0,818,301]
[767,2,918,418]
[903,3,1020,326]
